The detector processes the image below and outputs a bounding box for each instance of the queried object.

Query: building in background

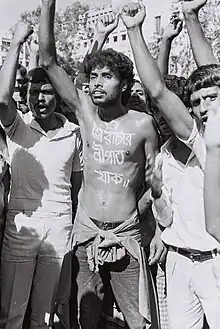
[0,30,12,66]
[73,0,174,71]
[0,29,30,68]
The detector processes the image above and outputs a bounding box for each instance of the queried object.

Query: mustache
[92,88,106,94]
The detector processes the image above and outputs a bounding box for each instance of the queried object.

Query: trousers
[0,209,72,329]
[166,249,220,329]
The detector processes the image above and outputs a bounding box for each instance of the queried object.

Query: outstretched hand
[121,2,146,29]
[96,13,119,36]
[163,17,183,41]
[182,0,208,15]
[13,22,33,46]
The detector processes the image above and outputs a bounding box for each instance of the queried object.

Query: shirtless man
[39,0,159,328]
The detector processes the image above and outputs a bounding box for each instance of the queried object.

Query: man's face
[27,81,56,119]
[131,81,146,104]
[190,86,220,127]
[14,70,28,107]
[89,66,123,107]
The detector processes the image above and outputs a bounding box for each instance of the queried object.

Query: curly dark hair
[84,48,135,106]
[185,64,220,106]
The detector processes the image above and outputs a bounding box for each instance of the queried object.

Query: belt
[169,245,219,262]
[90,217,124,230]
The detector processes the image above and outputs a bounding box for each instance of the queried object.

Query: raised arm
[157,16,183,75]
[0,22,33,126]
[39,0,90,118]
[28,34,39,71]
[183,0,218,67]
[121,3,193,141]
[76,13,119,87]
[204,102,220,242]
[88,13,119,55]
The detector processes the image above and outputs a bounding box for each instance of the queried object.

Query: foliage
[19,1,90,79]
[169,0,220,77]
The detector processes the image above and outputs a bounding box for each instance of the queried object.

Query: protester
[38,0,168,328]
[0,22,83,329]
[1,0,220,328]
[121,1,220,328]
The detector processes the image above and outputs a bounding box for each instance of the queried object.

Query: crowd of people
[0,0,219,328]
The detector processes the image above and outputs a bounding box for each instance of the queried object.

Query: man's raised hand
[182,0,208,15]
[121,2,146,30]
[163,17,183,41]
[13,22,33,46]
[96,13,119,36]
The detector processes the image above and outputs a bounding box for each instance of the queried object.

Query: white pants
[166,249,220,329]
[0,209,72,329]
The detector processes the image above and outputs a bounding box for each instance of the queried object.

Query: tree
[18,1,90,79]
[169,0,220,77]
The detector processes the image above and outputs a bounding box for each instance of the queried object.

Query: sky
[0,0,111,31]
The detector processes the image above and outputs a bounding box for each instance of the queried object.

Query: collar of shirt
[29,112,79,140]
[160,135,197,168]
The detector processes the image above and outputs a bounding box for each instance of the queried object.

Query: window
[113,35,118,42]
[122,34,126,41]
[155,15,161,34]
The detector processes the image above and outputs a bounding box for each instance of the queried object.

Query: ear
[121,80,128,92]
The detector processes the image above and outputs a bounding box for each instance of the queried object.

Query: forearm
[184,12,217,66]
[39,0,57,67]
[0,41,21,104]
[138,189,152,217]
[127,26,164,100]
[78,33,107,76]
[128,25,193,140]
[204,147,220,242]
[28,50,39,71]
[157,37,172,75]
[152,186,173,227]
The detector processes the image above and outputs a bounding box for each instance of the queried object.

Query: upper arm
[155,86,194,141]
[44,62,94,120]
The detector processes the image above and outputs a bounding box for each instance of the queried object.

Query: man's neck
[170,135,191,165]
[98,103,127,122]
[35,113,62,132]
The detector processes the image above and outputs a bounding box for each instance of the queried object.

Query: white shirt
[153,121,219,250]
[5,112,83,214]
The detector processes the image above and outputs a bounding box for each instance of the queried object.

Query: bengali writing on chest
[92,124,135,187]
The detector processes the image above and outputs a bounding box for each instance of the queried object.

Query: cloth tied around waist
[86,229,127,272]
[71,206,153,322]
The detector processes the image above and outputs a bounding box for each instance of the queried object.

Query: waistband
[90,217,124,230]
[169,245,219,262]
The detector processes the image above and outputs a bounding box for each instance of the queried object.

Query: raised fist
[121,2,146,29]
[13,22,33,45]
[182,0,208,15]
[96,13,119,36]
[163,17,183,41]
